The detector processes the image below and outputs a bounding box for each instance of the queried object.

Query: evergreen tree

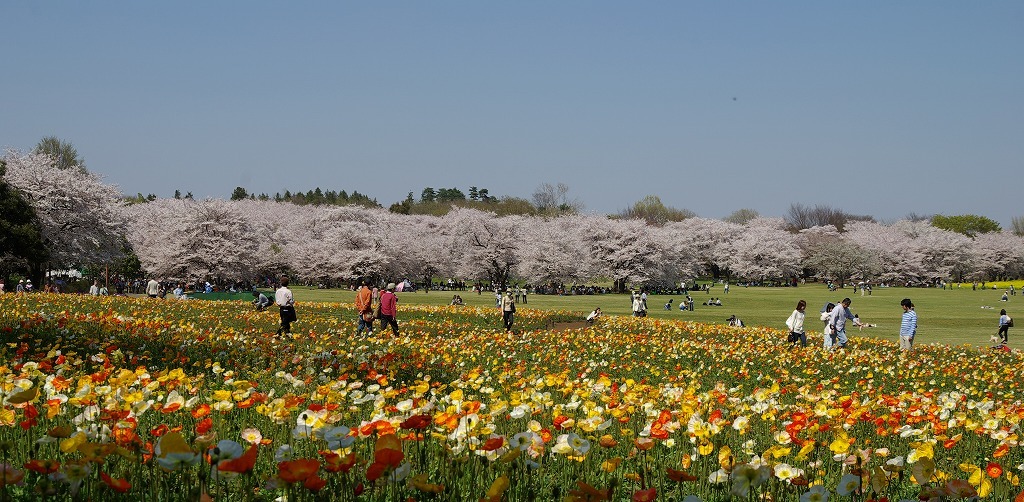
[0,159,48,277]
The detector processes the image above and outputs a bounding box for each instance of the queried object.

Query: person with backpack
[998,309,1012,345]
[355,279,374,336]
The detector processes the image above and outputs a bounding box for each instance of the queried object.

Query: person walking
[899,298,917,351]
[275,277,296,337]
[146,277,160,298]
[379,283,400,336]
[998,309,1012,345]
[828,298,854,349]
[355,279,374,335]
[632,292,644,317]
[785,300,807,347]
[501,289,516,332]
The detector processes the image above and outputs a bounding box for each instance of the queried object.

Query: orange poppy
[666,468,696,482]
[191,404,211,419]
[218,444,258,473]
[986,462,1003,478]
[278,459,320,484]
[567,481,610,501]
[322,452,358,473]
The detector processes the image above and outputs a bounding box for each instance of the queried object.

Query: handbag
[362,311,375,322]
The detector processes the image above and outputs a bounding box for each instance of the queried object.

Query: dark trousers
[998,325,1009,343]
[379,314,399,335]
[503,311,514,331]
[278,306,295,334]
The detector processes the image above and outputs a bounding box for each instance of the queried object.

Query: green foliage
[230,186,249,200]
[0,160,48,275]
[34,136,85,171]
[724,208,760,224]
[615,194,695,225]
[436,187,465,202]
[124,193,157,204]
[273,187,380,207]
[931,214,1001,237]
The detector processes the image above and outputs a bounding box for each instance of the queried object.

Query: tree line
[3,137,1024,290]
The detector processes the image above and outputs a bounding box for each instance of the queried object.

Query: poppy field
[1,294,1023,501]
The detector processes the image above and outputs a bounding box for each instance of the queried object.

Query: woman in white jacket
[786,300,807,347]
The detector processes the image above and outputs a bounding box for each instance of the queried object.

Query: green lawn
[277,284,1020,349]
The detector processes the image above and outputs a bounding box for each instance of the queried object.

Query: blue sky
[3,2,1022,225]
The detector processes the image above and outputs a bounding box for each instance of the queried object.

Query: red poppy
[633,488,657,501]
[101,472,132,493]
[303,474,327,491]
[481,437,505,451]
[400,414,432,430]
[366,461,388,482]
[195,417,213,435]
[24,459,60,475]
[218,444,258,473]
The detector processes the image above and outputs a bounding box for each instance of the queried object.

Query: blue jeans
[835,329,848,348]
[357,314,373,335]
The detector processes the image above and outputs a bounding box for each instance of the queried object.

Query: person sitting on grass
[252,290,272,311]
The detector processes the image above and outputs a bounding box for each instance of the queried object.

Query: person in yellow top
[355,279,374,335]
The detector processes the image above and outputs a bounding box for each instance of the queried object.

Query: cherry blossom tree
[124,198,259,282]
[440,207,522,288]
[803,236,878,287]
[516,214,599,286]
[2,149,126,270]
[583,217,662,291]
[971,231,1024,281]
[722,217,802,282]
[660,217,740,280]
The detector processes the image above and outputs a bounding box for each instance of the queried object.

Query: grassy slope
[285,284,1020,349]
